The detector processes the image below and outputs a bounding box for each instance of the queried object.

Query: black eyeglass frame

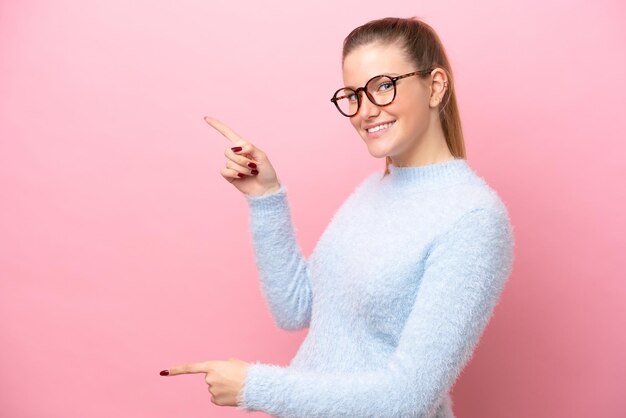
[330,68,434,117]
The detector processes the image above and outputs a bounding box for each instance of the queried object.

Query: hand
[160,357,250,407]
[205,116,281,197]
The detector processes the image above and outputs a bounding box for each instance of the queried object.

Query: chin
[365,144,391,159]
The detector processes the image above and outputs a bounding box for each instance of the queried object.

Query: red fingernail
[248,162,257,168]
[231,146,242,152]
[237,173,245,178]
[160,370,169,376]
[251,170,259,175]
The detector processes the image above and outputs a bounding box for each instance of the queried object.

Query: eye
[347,92,358,102]
[378,82,393,92]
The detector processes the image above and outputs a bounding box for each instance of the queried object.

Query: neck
[390,113,450,167]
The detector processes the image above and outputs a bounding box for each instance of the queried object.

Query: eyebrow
[344,72,401,89]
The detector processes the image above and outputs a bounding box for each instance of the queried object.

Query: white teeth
[366,121,395,133]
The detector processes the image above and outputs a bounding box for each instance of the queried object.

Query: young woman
[161,16,515,418]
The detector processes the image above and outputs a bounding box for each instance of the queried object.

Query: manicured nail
[237,173,245,178]
[247,162,257,169]
[160,370,169,376]
[251,170,259,175]
[231,146,242,152]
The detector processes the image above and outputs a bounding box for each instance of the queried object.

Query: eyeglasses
[330,69,434,117]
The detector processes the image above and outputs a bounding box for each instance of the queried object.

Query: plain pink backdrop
[1,1,625,417]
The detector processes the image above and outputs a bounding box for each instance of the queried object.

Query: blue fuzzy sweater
[236,158,515,418]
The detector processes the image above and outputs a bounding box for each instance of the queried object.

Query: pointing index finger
[162,361,213,376]
[204,116,242,144]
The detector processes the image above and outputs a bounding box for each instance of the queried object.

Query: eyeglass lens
[333,75,395,117]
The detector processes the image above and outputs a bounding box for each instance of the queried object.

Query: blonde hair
[342,16,467,176]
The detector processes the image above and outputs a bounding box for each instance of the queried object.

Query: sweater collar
[386,157,473,188]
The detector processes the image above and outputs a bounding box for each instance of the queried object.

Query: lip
[362,120,396,130]
[364,120,396,139]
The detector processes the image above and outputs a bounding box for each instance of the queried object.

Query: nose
[356,91,381,119]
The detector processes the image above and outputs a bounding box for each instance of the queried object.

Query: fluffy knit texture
[236,157,515,418]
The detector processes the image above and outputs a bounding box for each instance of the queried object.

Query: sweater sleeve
[236,207,515,418]
[244,183,313,331]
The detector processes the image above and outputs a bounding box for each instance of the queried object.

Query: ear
[429,68,449,108]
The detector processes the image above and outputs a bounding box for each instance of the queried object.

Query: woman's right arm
[244,184,312,330]
[205,116,312,330]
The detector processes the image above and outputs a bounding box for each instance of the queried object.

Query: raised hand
[205,116,281,197]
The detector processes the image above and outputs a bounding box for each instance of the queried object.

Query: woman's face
[342,42,438,165]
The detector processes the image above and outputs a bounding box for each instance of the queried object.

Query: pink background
[1,1,625,417]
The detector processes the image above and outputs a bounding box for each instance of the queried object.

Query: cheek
[349,117,360,131]
[393,96,429,127]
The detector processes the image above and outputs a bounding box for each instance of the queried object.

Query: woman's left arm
[237,207,516,418]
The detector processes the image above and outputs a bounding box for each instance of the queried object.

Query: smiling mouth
[365,121,396,134]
